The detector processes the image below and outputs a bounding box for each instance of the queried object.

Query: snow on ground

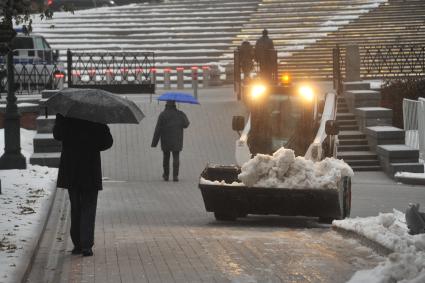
[0,129,57,282]
[334,210,425,283]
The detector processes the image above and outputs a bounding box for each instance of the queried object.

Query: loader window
[269,95,302,149]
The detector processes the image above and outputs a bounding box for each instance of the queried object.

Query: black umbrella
[46,88,144,124]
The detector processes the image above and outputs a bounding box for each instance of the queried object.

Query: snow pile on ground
[334,210,425,283]
[238,147,354,189]
[0,165,58,282]
[0,129,58,282]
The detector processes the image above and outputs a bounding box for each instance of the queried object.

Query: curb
[15,185,59,283]
[394,176,425,186]
[332,226,393,256]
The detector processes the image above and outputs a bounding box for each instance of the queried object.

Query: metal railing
[0,49,64,95]
[67,50,156,94]
[332,43,425,95]
[362,44,425,78]
[403,98,425,160]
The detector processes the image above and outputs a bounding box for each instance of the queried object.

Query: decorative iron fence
[332,43,425,95]
[0,49,64,95]
[362,44,425,78]
[67,50,156,94]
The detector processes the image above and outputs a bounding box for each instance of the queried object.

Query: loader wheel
[343,177,352,218]
[319,217,334,224]
[214,212,237,221]
[238,212,248,218]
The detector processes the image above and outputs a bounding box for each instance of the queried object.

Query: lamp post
[0,0,26,169]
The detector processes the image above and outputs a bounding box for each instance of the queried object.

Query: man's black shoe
[173,177,179,182]
[82,249,93,257]
[162,174,169,181]
[71,247,82,255]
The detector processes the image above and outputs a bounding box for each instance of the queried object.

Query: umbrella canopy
[157,92,200,104]
[46,88,145,124]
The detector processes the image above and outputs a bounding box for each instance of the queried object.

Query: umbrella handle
[45,106,48,119]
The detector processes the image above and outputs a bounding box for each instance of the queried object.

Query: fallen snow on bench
[238,147,353,188]
[334,210,425,283]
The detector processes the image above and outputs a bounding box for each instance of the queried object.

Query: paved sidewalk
[54,179,382,283]
[27,86,425,282]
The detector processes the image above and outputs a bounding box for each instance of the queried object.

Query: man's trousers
[68,189,98,250]
[163,150,180,178]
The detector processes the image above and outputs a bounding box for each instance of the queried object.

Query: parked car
[47,0,116,11]
[0,32,64,93]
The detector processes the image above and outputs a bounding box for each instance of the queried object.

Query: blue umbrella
[157,92,200,104]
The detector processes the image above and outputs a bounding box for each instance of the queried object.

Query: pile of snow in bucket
[201,147,354,189]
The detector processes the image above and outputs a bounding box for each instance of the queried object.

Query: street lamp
[0,0,26,169]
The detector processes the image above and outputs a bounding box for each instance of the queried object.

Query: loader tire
[319,217,334,224]
[214,212,237,221]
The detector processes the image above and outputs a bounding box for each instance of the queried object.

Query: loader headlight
[251,84,267,100]
[298,85,314,102]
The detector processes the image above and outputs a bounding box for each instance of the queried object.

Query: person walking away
[53,114,113,257]
[239,40,254,81]
[151,100,190,182]
[254,29,276,80]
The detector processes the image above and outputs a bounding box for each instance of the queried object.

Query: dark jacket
[53,114,113,191]
[254,34,275,63]
[151,104,190,152]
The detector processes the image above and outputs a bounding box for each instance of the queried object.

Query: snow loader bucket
[198,165,351,223]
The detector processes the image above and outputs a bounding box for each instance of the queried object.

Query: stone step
[33,133,62,153]
[395,173,425,185]
[29,152,60,168]
[344,159,381,167]
[337,145,370,152]
[343,81,371,91]
[388,163,425,176]
[337,108,350,114]
[337,150,378,161]
[338,130,366,140]
[36,115,56,134]
[339,125,359,131]
[336,113,356,120]
[365,126,405,150]
[339,139,368,146]
[376,144,420,163]
[337,120,358,126]
[351,165,382,172]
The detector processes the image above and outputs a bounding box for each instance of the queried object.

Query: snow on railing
[403,98,425,161]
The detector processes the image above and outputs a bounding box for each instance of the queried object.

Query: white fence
[403,98,425,160]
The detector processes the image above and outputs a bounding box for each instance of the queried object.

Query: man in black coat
[53,114,113,256]
[151,100,190,182]
[254,29,276,80]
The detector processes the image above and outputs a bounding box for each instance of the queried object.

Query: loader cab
[236,79,318,156]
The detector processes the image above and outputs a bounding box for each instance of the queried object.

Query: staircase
[29,91,61,168]
[336,96,381,171]
[282,0,425,80]
[29,0,386,83]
